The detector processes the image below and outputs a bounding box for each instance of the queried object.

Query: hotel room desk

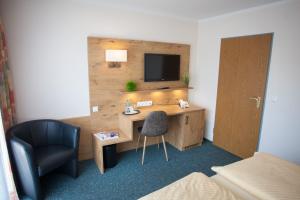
[94,104,205,174]
[119,104,205,151]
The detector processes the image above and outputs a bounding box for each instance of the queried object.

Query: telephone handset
[179,99,190,109]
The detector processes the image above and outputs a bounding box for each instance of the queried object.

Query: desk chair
[136,111,169,165]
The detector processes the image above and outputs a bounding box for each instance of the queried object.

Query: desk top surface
[120,104,204,121]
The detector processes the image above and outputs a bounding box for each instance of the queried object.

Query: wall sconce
[105,50,127,68]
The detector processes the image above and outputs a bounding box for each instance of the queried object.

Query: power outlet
[137,101,153,107]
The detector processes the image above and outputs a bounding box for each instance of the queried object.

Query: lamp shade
[105,50,127,62]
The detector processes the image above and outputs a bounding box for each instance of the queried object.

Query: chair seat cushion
[35,145,74,176]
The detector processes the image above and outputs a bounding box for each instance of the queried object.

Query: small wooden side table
[93,129,131,174]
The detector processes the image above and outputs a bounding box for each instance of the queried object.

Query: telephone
[179,99,190,109]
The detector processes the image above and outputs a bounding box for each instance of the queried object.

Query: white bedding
[139,172,242,200]
[212,152,300,200]
[212,174,259,200]
[140,152,300,200]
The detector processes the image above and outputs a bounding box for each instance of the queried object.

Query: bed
[139,152,300,200]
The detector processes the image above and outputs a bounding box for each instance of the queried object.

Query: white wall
[0,0,198,122]
[190,0,300,164]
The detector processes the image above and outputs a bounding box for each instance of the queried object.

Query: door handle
[249,96,261,109]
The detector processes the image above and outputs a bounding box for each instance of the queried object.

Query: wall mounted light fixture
[105,50,127,68]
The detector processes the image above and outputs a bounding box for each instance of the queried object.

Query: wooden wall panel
[62,116,93,160]
[62,37,190,160]
[88,37,190,133]
[119,89,188,111]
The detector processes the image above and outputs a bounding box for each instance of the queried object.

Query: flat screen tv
[144,53,180,82]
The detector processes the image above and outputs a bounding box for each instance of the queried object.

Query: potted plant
[125,81,137,92]
[182,73,190,87]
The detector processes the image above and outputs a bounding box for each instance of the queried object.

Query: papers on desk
[95,131,119,141]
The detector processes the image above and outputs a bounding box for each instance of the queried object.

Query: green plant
[125,81,137,92]
[182,73,190,86]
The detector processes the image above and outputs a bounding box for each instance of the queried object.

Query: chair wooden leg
[136,134,141,152]
[142,136,147,165]
[162,135,168,162]
[157,137,160,149]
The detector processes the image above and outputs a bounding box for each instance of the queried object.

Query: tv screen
[144,53,180,82]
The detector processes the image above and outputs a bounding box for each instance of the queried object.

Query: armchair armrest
[10,137,41,200]
[62,123,80,150]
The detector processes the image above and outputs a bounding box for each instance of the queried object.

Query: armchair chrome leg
[162,135,168,162]
[136,134,141,152]
[142,136,147,165]
[157,137,160,149]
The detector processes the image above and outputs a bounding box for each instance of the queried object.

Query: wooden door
[214,34,273,158]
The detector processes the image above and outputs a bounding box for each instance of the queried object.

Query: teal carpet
[22,140,240,200]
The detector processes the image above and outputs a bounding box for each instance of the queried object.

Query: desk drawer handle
[185,116,189,125]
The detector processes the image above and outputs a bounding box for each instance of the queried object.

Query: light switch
[92,106,99,112]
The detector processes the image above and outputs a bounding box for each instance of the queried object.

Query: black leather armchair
[7,119,80,200]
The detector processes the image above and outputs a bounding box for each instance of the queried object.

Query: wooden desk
[94,104,205,174]
[119,104,205,151]
[119,104,204,122]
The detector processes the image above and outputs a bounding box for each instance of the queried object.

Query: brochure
[95,131,119,141]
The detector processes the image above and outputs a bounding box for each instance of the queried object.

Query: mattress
[212,152,300,200]
[139,172,242,200]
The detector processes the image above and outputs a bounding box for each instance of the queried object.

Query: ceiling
[77,0,284,20]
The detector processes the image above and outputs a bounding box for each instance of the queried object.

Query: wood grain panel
[120,89,188,111]
[181,111,205,148]
[164,116,181,148]
[62,116,93,160]
[231,34,272,158]
[61,37,191,160]
[118,105,205,152]
[214,34,272,158]
[88,37,190,139]
[213,38,240,152]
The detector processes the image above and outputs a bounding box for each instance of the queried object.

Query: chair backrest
[7,120,65,147]
[142,111,168,136]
